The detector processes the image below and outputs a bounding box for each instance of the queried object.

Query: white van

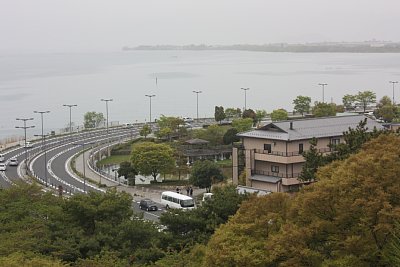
[0,162,6,171]
[0,154,5,162]
[161,191,195,209]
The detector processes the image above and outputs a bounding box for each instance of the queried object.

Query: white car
[183,117,194,123]
[9,158,18,166]
[24,141,34,148]
[0,162,6,171]
[0,154,4,162]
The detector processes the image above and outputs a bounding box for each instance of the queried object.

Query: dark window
[331,138,340,145]
[299,143,304,154]
[271,165,279,173]
[264,144,272,153]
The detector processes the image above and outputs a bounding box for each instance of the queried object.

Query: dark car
[139,199,158,211]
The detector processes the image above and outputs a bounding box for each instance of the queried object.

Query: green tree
[342,94,357,111]
[156,127,173,140]
[356,90,376,112]
[375,96,396,122]
[299,138,325,182]
[223,128,240,144]
[242,109,257,124]
[194,125,226,145]
[231,118,253,132]
[312,102,337,117]
[139,124,152,139]
[131,142,175,181]
[214,106,226,124]
[117,161,137,185]
[84,112,104,129]
[225,107,242,119]
[293,95,311,116]
[270,109,288,121]
[157,116,184,132]
[190,160,224,192]
[255,109,267,125]
[205,134,400,266]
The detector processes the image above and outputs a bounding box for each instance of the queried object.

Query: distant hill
[123,42,400,53]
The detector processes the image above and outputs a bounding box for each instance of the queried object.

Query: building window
[299,143,303,154]
[331,138,340,145]
[264,144,272,153]
[271,165,279,173]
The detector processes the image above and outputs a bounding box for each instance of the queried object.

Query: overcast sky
[1,0,399,52]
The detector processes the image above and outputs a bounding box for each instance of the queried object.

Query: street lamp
[16,118,35,174]
[145,94,156,123]
[33,110,50,151]
[101,98,113,155]
[34,133,49,187]
[192,90,202,120]
[390,81,399,104]
[241,87,250,110]
[63,104,77,141]
[72,142,95,193]
[318,83,328,103]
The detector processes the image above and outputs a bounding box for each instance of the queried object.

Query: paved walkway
[74,150,205,203]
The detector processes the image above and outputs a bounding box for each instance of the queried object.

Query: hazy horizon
[1,0,400,53]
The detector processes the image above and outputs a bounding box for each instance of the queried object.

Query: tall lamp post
[72,142,94,193]
[16,118,35,174]
[33,110,50,150]
[101,98,113,156]
[318,83,328,103]
[63,104,77,141]
[241,87,250,110]
[145,94,156,123]
[390,81,399,104]
[192,90,202,120]
[34,133,49,187]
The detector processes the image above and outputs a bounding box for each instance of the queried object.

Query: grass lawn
[97,155,130,166]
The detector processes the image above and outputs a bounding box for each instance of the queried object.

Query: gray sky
[1,0,399,52]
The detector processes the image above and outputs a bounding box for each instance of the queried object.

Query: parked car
[9,158,18,166]
[0,154,4,162]
[139,199,158,211]
[183,117,194,123]
[0,163,6,171]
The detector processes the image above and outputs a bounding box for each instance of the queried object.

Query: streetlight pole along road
[390,81,399,104]
[318,83,328,103]
[145,94,156,123]
[34,110,50,150]
[72,142,95,193]
[63,104,77,141]
[192,90,202,120]
[15,117,35,174]
[241,87,250,110]
[34,133,49,187]
[101,99,113,156]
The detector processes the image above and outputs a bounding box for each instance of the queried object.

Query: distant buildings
[232,115,383,192]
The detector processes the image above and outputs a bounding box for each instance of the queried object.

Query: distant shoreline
[123,42,400,53]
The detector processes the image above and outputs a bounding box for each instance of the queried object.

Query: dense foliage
[204,134,400,266]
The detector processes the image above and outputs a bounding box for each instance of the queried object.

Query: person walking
[189,187,193,197]
[186,187,190,195]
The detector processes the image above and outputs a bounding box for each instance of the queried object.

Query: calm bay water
[0,50,399,139]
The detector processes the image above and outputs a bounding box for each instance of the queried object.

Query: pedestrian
[189,187,193,197]
[176,187,180,194]
[186,187,190,195]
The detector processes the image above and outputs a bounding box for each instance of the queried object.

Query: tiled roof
[238,115,383,141]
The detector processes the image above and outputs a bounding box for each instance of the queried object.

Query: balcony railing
[252,169,301,178]
[254,147,331,157]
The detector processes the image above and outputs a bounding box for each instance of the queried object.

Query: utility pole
[145,94,156,123]
[192,90,202,120]
[390,81,399,104]
[33,110,50,151]
[318,83,328,103]
[241,88,250,110]
[16,118,35,174]
[63,104,77,141]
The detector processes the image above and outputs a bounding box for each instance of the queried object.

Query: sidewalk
[74,150,205,203]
